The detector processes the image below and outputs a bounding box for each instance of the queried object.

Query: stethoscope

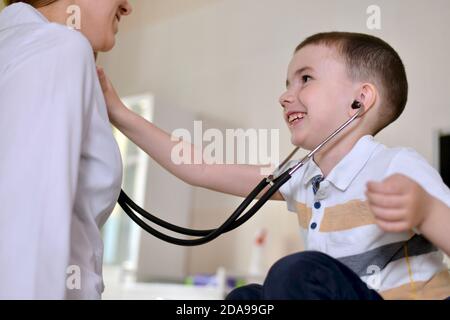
[117,101,364,246]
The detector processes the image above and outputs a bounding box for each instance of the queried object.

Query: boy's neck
[313,133,368,178]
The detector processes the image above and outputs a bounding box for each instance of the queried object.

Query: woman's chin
[103,40,116,52]
[95,37,116,52]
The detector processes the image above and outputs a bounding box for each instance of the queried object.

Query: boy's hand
[365,174,432,233]
[96,66,125,123]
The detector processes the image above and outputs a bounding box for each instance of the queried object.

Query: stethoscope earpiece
[351,100,363,109]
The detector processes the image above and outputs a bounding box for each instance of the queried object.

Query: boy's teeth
[288,112,305,123]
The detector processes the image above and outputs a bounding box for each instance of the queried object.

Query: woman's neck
[37,0,71,25]
[36,1,97,59]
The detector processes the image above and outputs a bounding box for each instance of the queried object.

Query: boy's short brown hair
[296,32,408,134]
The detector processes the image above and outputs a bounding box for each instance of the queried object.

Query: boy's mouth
[287,111,307,128]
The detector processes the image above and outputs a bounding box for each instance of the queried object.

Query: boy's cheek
[290,127,317,149]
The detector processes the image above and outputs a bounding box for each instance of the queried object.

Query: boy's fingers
[366,181,403,195]
[365,192,405,209]
[96,65,103,74]
[95,66,111,93]
[369,205,405,222]
[367,174,411,195]
[366,181,385,193]
[375,219,409,233]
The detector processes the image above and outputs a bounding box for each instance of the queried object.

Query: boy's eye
[302,75,312,83]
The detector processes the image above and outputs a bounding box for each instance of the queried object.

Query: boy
[98,32,450,299]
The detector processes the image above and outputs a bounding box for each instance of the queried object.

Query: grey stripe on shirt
[337,234,438,277]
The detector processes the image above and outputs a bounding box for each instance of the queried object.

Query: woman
[0,0,132,299]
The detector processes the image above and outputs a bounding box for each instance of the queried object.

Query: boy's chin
[291,135,312,150]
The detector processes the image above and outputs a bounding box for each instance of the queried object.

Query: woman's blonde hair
[4,0,58,8]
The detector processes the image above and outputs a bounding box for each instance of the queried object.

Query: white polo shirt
[279,135,450,300]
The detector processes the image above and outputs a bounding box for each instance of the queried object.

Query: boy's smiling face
[280,44,359,150]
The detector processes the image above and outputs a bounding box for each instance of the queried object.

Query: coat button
[314,202,321,209]
[311,222,317,230]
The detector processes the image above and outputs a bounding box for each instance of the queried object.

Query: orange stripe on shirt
[294,202,312,229]
[381,270,450,300]
[320,200,376,232]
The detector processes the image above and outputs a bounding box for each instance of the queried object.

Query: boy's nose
[279,92,294,108]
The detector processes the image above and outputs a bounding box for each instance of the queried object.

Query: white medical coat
[0,3,123,299]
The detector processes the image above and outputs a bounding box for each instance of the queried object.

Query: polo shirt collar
[303,135,379,191]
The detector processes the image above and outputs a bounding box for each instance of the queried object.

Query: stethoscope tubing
[118,102,364,246]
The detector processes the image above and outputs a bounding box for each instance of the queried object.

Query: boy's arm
[366,174,450,257]
[419,196,450,257]
[97,67,284,200]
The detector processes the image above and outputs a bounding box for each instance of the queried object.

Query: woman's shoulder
[2,21,94,71]
[31,23,93,60]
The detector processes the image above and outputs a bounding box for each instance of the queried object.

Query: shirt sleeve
[0,28,96,299]
[278,160,300,213]
[386,148,450,207]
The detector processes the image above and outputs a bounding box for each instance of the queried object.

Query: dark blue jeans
[226,251,383,300]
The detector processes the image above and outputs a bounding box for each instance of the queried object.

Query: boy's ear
[350,83,377,116]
